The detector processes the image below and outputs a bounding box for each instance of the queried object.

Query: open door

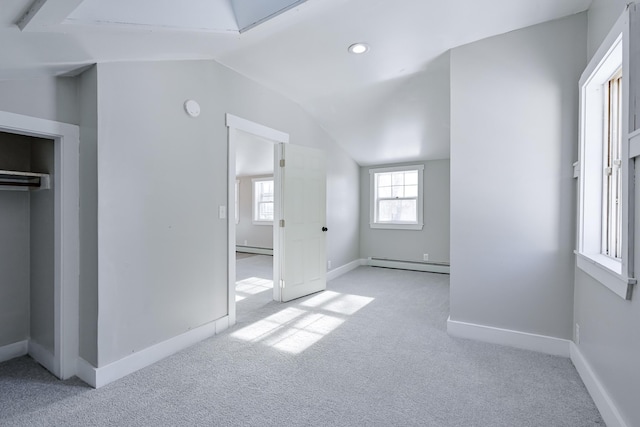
[276,143,327,302]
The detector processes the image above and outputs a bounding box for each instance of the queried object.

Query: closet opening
[0,131,57,375]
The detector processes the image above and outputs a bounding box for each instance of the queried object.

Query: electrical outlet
[243,240,248,246]
[575,323,580,344]
[423,253,429,261]
[327,260,332,270]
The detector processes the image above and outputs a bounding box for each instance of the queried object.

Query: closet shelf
[0,170,50,191]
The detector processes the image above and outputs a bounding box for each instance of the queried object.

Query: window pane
[258,181,274,202]
[404,171,418,185]
[377,173,391,187]
[378,187,391,198]
[404,185,418,198]
[391,185,404,198]
[391,172,404,185]
[378,199,417,222]
[258,202,273,221]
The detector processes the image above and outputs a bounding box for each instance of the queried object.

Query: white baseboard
[0,340,28,363]
[236,246,273,256]
[76,357,97,387]
[327,259,366,281]
[28,339,56,376]
[447,317,570,357]
[570,343,628,427]
[76,315,229,388]
[368,258,450,274]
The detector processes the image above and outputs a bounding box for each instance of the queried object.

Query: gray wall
[587,0,628,58]
[449,14,586,338]
[573,1,640,425]
[359,160,450,263]
[236,175,274,250]
[0,77,79,125]
[0,133,31,348]
[78,66,99,366]
[94,59,360,366]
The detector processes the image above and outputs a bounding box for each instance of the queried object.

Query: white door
[277,143,327,302]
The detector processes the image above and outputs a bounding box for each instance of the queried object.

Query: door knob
[322,227,328,232]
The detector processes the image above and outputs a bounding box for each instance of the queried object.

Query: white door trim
[226,114,289,324]
[0,110,80,380]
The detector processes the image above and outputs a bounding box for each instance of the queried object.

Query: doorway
[234,129,277,320]
[0,111,79,380]
[226,114,289,327]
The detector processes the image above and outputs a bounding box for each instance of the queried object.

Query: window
[577,17,635,300]
[369,165,424,230]
[253,178,274,224]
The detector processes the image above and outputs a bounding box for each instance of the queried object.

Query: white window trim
[235,179,240,225]
[576,9,636,300]
[252,177,274,225]
[369,164,424,230]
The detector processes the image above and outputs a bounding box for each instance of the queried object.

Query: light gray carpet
[0,266,603,426]
[236,254,275,317]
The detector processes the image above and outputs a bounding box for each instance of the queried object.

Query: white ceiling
[0,0,592,165]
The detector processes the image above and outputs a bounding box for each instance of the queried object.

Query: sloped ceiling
[0,0,592,165]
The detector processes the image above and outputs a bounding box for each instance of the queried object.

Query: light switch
[219,206,226,219]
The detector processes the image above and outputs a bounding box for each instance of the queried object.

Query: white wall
[94,59,360,367]
[359,160,450,263]
[449,14,586,338]
[236,175,273,250]
[572,1,640,425]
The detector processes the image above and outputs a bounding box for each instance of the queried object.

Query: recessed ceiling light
[348,43,369,54]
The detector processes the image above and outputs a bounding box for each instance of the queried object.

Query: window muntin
[253,178,274,223]
[369,165,424,230]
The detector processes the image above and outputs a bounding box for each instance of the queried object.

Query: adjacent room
[0,0,639,426]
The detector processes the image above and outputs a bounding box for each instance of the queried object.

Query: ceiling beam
[18,0,84,31]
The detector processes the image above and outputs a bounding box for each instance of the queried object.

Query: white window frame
[235,179,240,224]
[369,164,424,230]
[576,10,636,300]
[252,177,274,225]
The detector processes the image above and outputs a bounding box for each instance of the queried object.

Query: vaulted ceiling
[0,0,592,165]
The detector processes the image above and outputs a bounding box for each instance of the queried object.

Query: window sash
[602,72,623,259]
[253,178,274,223]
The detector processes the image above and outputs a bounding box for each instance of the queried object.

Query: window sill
[575,251,635,300]
[370,222,423,231]
[252,221,273,226]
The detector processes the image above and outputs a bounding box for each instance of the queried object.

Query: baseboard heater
[367,257,450,274]
[236,245,273,256]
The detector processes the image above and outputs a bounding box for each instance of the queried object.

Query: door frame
[0,110,79,380]
[226,114,289,326]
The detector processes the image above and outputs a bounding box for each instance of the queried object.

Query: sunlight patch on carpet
[236,276,273,302]
[231,291,374,354]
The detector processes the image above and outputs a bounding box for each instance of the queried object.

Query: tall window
[577,24,634,300]
[603,70,622,259]
[369,165,424,230]
[253,178,274,224]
